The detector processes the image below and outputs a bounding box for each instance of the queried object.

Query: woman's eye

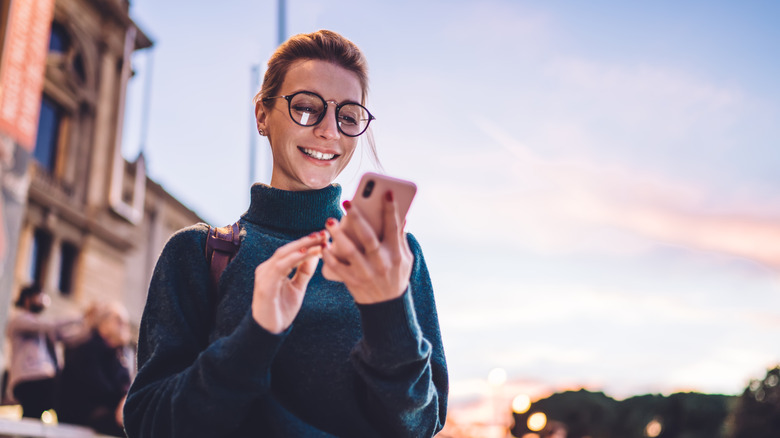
[292,105,320,114]
[338,114,358,125]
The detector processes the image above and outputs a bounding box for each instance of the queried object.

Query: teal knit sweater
[124,184,448,437]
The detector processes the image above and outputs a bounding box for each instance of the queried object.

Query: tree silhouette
[730,366,780,438]
[511,389,734,438]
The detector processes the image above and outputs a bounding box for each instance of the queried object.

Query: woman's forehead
[280,59,362,102]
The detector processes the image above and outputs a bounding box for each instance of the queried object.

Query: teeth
[302,148,336,160]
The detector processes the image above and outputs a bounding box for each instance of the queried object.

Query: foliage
[729,366,780,438]
[510,388,735,438]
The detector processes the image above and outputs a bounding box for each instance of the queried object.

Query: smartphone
[345,172,417,242]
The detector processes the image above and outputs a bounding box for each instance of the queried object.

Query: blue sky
[122,0,780,407]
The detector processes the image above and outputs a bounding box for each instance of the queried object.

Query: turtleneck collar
[241,183,343,234]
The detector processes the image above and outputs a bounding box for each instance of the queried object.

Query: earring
[258,128,265,136]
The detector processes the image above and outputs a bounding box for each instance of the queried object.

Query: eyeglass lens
[288,92,370,137]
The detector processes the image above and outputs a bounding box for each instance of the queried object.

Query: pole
[249,0,285,186]
[249,65,259,186]
[278,0,286,45]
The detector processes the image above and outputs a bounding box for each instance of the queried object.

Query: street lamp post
[249,0,286,186]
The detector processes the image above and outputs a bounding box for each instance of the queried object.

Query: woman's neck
[241,183,343,235]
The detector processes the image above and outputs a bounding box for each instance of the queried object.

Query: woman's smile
[299,147,338,161]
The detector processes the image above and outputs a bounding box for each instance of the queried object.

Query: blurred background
[1,0,779,436]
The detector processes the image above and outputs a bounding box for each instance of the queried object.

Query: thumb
[290,255,319,290]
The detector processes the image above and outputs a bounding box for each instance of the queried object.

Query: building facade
[0,0,204,366]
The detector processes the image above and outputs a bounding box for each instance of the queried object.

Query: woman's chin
[300,171,342,190]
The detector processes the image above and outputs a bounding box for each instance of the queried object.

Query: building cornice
[88,0,153,50]
[28,169,136,251]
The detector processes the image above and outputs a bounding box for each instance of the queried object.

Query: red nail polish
[299,247,308,254]
[385,191,393,202]
[309,232,318,238]
[342,200,352,210]
[326,218,336,227]
[320,242,327,249]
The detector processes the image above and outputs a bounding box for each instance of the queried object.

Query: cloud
[665,348,780,395]
[545,56,746,131]
[418,115,780,270]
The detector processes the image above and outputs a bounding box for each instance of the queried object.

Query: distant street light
[512,394,531,415]
[488,367,507,386]
[527,412,547,432]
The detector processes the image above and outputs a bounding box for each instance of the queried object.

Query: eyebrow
[289,89,361,106]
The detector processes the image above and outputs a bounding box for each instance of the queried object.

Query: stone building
[0,0,204,359]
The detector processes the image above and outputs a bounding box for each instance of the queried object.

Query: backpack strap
[205,221,241,289]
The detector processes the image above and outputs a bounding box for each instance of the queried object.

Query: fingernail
[326,218,336,227]
[342,200,352,210]
[320,242,327,249]
[385,191,393,202]
[309,232,318,238]
[299,247,308,254]
[319,230,327,237]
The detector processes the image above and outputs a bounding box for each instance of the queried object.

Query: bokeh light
[512,394,532,414]
[40,409,56,425]
[527,412,547,432]
[488,367,507,386]
[645,417,663,437]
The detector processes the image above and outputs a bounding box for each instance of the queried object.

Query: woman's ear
[255,100,268,135]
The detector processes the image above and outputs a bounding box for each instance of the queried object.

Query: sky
[121,0,780,410]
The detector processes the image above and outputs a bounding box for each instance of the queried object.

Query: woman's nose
[313,104,341,140]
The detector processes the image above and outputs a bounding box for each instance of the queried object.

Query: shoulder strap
[205,221,241,289]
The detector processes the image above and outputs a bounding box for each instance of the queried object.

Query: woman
[58,302,132,437]
[5,284,83,419]
[124,30,448,437]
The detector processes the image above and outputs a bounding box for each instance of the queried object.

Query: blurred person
[124,30,448,437]
[57,302,131,437]
[4,284,79,419]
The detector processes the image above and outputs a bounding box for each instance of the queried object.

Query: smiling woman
[123,30,448,438]
[257,60,364,191]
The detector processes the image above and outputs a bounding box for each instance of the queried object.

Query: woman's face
[257,59,363,191]
[98,310,131,348]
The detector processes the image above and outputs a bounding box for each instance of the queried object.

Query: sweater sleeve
[6,313,60,336]
[123,226,287,437]
[350,233,449,437]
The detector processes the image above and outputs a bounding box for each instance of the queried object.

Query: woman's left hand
[321,191,413,304]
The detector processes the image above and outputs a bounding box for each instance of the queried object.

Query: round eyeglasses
[263,91,375,137]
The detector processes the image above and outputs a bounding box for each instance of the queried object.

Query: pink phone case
[348,172,417,240]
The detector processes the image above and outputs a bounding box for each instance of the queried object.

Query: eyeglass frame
[262,90,376,137]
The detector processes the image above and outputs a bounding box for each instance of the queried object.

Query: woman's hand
[322,191,413,304]
[252,231,327,333]
[115,395,126,427]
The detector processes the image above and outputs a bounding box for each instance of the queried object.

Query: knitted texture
[124,183,448,438]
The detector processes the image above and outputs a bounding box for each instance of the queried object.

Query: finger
[274,231,327,258]
[290,253,320,289]
[381,190,402,248]
[321,247,357,284]
[325,215,376,266]
[401,231,412,256]
[265,237,324,276]
[341,203,382,255]
[324,217,355,261]
[320,261,343,282]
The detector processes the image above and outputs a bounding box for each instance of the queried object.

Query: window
[48,21,70,53]
[59,242,78,296]
[28,229,53,286]
[33,96,62,172]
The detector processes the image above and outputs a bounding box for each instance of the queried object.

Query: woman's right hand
[252,231,328,334]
